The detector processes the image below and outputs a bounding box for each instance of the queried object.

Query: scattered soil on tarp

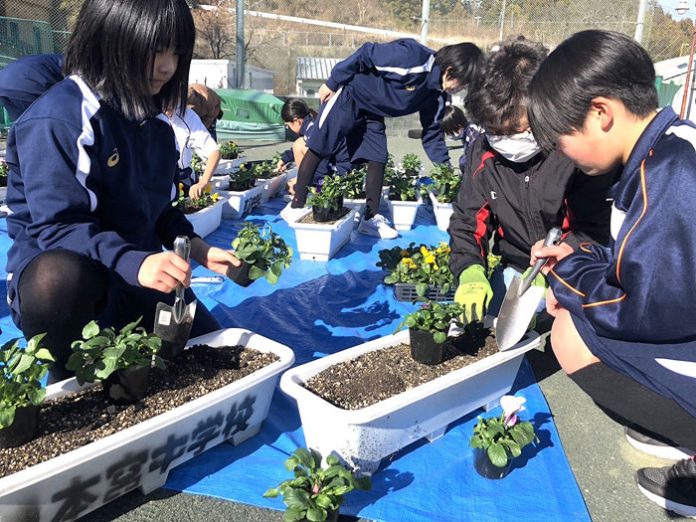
[304,327,498,410]
[298,207,351,225]
[0,345,279,478]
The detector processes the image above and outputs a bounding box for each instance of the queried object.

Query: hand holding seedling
[138,251,191,293]
[190,237,241,278]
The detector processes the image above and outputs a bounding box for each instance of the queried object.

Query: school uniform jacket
[549,107,696,416]
[325,38,450,164]
[449,135,615,278]
[4,75,196,297]
[280,115,351,177]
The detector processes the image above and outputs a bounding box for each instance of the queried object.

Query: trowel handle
[518,227,563,295]
[173,236,191,298]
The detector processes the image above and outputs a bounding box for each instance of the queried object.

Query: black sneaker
[636,457,696,517]
[625,426,694,460]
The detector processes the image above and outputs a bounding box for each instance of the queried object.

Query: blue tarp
[0,198,589,521]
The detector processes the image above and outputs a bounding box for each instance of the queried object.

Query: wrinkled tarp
[0,197,589,521]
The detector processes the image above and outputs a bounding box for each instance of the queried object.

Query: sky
[659,0,695,20]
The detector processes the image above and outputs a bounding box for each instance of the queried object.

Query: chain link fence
[0,0,693,96]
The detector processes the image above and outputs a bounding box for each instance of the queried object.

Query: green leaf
[33,348,55,362]
[13,353,35,375]
[293,448,315,469]
[0,406,16,429]
[284,489,310,509]
[315,494,333,508]
[263,488,279,498]
[433,331,446,344]
[82,320,100,339]
[306,507,326,522]
[487,443,509,468]
[283,507,305,522]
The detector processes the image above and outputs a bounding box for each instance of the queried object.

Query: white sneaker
[280,202,307,223]
[357,213,399,239]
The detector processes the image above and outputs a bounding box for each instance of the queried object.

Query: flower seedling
[397,301,465,344]
[228,167,258,191]
[387,173,420,202]
[263,448,371,522]
[470,395,538,468]
[218,140,239,160]
[0,160,8,187]
[0,334,53,430]
[66,318,164,385]
[382,243,455,298]
[400,153,422,176]
[429,164,461,203]
[176,184,220,213]
[308,174,344,212]
[232,223,293,284]
[339,165,367,200]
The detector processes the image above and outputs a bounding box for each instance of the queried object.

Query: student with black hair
[449,36,614,323]
[281,39,483,240]
[528,29,696,517]
[0,0,241,381]
[440,105,481,173]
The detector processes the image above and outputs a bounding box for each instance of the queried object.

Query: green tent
[215,89,285,141]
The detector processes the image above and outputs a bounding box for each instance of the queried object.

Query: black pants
[17,249,220,382]
[570,362,696,451]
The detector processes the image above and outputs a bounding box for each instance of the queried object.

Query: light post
[676,0,696,119]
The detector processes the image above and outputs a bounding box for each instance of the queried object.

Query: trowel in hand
[154,235,197,360]
[495,227,562,351]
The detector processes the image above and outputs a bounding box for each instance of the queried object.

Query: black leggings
[569,362,696,452]
[17,249,220,382]
[292,150,385,219]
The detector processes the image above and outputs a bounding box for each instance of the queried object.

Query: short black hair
[465,35,547,134]
[64,0,195,121]
[434,42,483,87]
[441,105,468,135]
[281,98,317,121]
[528,30,658,152]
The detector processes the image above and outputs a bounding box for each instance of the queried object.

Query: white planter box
[280,329,540,474]
[218,184,265,219]
[184,197,226,238]
[214,157,246,175]
[0,328,295,522]
[207,175,230,191]
[255,172,287,203]
[429,191,454,232]
[387,195,422,231]
[289,208,356,261]
[343,198,365,227]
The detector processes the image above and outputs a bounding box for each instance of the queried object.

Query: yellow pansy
[211,192,220,202]
[420,246,430,257]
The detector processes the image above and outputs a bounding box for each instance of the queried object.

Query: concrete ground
[83,137,684,522]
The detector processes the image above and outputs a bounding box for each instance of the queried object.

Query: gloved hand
[454,264,493,323]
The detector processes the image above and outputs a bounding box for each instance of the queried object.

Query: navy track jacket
[0,54,63,121]
[3,74,196,290]
[549,108,696,416]
[325,38,450,164]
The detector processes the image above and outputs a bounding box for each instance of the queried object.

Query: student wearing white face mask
[449,36,616,324]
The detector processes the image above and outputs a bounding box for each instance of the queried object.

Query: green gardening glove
[454,265,493,323]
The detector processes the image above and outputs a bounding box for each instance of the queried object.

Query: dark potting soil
[303,327,498,410]
[0,345,279,478]
[298,207,350,225]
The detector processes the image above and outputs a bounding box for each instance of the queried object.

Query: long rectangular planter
[255,172,287,203]
[428,191,454,232]
[218,184,265,219]
[0,328,294,522]
[386,195,422,231]
[184,197,226,238]
[343,198,365,227]
[214,157,246,175]
[289,208,356,261]
[280,329,540,475]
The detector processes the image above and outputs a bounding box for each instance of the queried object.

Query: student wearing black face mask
[449,36,616,324]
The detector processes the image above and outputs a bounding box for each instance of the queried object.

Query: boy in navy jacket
[282,38,482,239]
[528,30,696,517]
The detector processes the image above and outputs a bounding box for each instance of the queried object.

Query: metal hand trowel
[495,227,562,351]
[154,236,197,359]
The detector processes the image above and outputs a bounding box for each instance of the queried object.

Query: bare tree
[193,2,236,59]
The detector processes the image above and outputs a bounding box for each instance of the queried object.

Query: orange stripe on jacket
[549,268,586,297]
[582,294,627,308]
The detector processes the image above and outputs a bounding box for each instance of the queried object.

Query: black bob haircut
[528,30,658,152]
[465,36,547,135]
[64,0,195,121]
[281,98,317,122]
[435,42,483,87]
[440,105,468,135]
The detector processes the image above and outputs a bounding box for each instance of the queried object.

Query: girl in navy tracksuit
[1,0,241,381]
[284,39,483,239]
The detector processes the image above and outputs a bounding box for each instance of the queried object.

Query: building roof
[654,56,689,84]
[296,57,340,81]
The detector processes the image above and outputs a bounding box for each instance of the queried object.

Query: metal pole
[420,0,430,44]
[634,0,648,44]
[235,0,245,89]
[680,21,696,119]
[498,0,507,42]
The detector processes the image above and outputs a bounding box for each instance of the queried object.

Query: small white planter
[255,172,287,203]
[214,157,246,175]
[387,195,423,231]
[281,329,540,474]
[218,184,265,219]
[343,198,365,227]
[289,208,356,261]
[428,191,454,232]
[0,328,294,522]
[184,197,226,238]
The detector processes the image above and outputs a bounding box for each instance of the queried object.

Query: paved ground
[84,137,685,521]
